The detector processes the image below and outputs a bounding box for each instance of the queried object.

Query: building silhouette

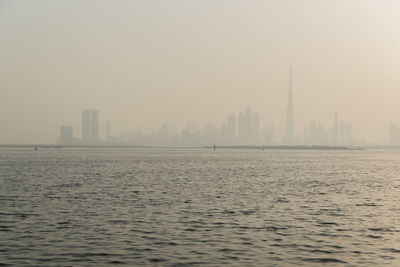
[237,106,262,145]
[220,115,236,145]
[82,109,99,143]
[226,115,236,144]
[82,110,91,142]
[105,121,111,141]
[59,126,73,145]
[330,111,352,146]
[284,66,295,145]
[253,112,260,145]
[91,109,99,141]
[389,122,400,145]
[304,121,330,145]
[261,124,275,145]
[331,111,339,145]
[244,106,253,143]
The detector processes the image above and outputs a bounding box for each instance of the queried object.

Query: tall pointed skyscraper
[284,66,295,145]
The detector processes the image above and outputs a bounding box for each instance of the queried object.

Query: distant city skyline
[52,64,400,147]
[58,70,362,147]
[4,2,400,266]
[57,68,363,147]
[2,1,400,144]
[59,105,360,147]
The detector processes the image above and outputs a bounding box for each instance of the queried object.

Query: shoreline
[0,144,367,150]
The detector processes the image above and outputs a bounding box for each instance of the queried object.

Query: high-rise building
[227,115,236,144]
[105,121,111,141]
[253,112,260,145]
[91,109,99,141]
[304,121,330,145]
[330,112,353,146]
[82,109,91,142]
[284,66,295,145]
[82,109,99,143]
[344,123,352,145]
[331,111,339,145]
[59,126,73,145]
[262,124,275,145]
[221,115,236,145]
[339,121,346,145]
[238,112,245,145]
[389,122,400,145]
[244,106,253,143]
[237,107,257,145]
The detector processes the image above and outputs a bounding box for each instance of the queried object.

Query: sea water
[1,148,400,266]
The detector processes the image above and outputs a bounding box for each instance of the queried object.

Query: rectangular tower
[105,121,111,141]
[227,115,236,144]
[90,109,99,141]
[253,112,260,145]
[82,109,91,143]
[60,126,73,145]
[82,109,99,143]
[244,106,252,144]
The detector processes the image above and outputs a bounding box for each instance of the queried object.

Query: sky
[1,0,400,144]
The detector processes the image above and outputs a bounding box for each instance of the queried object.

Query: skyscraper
[59,126,73,145]
[223,115,236,145]
[82,109,99,143]
[284,66,295,145]
[253,112,260,145]
[244,106,253,144]
[238,112,245,145]
[82,109,91,142]
[331,110,338,145]
[91,109,99,141]
[105,121,111,141]
[345,123,352,145]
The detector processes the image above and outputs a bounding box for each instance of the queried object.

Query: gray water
[1,148,400,266]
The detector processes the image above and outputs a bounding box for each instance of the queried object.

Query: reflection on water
[1,148,400,266]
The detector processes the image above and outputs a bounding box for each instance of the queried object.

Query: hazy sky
[1,0,400,144]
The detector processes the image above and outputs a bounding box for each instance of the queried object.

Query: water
[1,148,400,266]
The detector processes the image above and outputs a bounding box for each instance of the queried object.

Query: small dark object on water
[34,147,38,151]
[213,144,216,151]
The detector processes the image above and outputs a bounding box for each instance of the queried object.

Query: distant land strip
[0,144,149,149]
[202,145,364,150]
[0,144,366,150]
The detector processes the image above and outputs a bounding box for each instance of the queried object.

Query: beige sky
[1,0,400,144]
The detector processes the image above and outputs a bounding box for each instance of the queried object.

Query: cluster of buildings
[58,110,353,148]
[57,68,362,147]
[59,109,110,145]
[303,112,353,146]
[219,107,274,146]
[113,107,275,147]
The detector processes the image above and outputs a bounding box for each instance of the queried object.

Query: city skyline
[3,2,400,266]
[54,67,393,147]
[59,74,361,147]
[2,1,400,144]
[60,106,359,147]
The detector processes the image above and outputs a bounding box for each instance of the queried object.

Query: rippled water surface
[1,148,400,266]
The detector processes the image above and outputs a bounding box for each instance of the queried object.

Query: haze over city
[5,2,400,266]
[2,0,400,144]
